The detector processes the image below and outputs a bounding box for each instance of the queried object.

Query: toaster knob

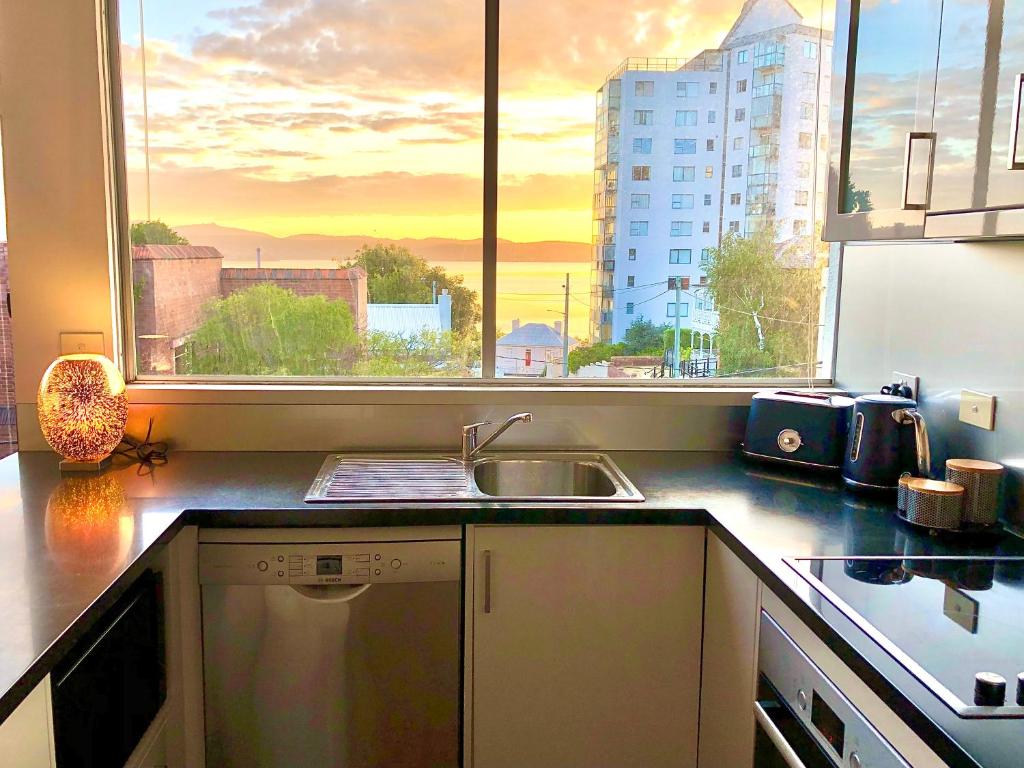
[778,429,803,453]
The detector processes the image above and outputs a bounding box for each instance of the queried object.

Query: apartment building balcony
[752,82,783,98]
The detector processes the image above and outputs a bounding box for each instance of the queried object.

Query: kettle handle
[893,408,931,477]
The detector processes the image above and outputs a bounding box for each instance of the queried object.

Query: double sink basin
[306,452,644,503]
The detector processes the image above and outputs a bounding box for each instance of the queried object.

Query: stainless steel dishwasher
[199,526,462,768]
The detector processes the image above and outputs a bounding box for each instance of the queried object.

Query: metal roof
[496,322,575,347]
[367,304,446,336]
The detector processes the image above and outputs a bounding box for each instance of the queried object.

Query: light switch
[959,389,996,430]
[59,332,105,356]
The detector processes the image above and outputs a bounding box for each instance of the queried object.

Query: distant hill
[174,223,591,266]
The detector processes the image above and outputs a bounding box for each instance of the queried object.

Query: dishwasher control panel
[199,540,460,585]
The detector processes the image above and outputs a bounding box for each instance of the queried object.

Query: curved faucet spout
[462,412,533,461]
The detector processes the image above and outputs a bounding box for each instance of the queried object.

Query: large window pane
[498,0,837,380]
[118,0,484,377]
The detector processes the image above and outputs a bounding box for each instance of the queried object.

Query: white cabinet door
[469,525,704,768]
[0,676,56,768]
[697,532,760,768]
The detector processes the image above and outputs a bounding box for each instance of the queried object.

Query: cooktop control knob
[974,672,1007,706]
[1017,673,1024,706]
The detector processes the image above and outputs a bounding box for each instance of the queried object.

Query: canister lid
[904,478,965,496]
[947,458,1004,474]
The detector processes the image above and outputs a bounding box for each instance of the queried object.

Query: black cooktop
[786,556,1024,720]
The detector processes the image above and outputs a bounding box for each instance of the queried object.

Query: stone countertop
[1,449,1020,766]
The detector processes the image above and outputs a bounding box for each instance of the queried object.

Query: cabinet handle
[1009,73,1024,171]
[482,549,492,614]
[900,131,936,210]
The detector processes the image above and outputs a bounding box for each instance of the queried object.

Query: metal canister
[945,459,1003,528]
[898,478,965,531]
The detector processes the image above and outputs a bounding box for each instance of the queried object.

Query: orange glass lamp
[37,354,128,471]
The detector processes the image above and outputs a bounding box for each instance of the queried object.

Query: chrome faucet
[462,412,533,461]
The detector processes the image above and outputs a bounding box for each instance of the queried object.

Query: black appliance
[754,611,910,767]
[742,390,855,471]
[842,394,930,492]
[51,571,165,767]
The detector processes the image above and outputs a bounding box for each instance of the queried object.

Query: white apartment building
[591,0,831,351]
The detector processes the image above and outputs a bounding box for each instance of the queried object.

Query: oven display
[811,690,845,756]
[316,556,343,575]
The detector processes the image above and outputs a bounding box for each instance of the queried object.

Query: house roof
[132,244,224,261]
[497,322,575,347]
[367,304,446,336]
[721,0,803,47]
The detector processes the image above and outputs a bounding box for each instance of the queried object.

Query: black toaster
[742,390,856,471]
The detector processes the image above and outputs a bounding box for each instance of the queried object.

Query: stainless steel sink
[306,452,644,503]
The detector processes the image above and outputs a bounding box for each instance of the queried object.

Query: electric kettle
[842,394,930,492]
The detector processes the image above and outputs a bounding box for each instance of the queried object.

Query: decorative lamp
[37,354,128,471]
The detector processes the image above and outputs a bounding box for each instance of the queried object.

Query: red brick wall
[0,243,16,456]
[220,267,368,330]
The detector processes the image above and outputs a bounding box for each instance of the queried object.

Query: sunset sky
[120,0,832,245]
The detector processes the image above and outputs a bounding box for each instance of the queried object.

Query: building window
[700,248,712,263]
[797,161,811,178]
[628,248,637,261]
[627,275,635,287]
[632,137,652,154]
[793,219,808,235]
[709,81,718,94]
[802,71,817,89]
[632,165,651,181]
[669,248,692,264]
[733,136,744,150]
[706,139,715,151]
[702,221,711,233]
[674,139,697,154]
[673,165,696,182]
[629,221,649,236]
[734,108,746,122]
[626,302,635,315]
[677,81,699,98]
[705,166,714,178]
[666,302,690,318]
[731,164,743,178]
[672,193,694,209]
[800,102,814,120]
[634,109,654,125]
[737,50,748,64]
[730,193,741,205]
[670,221,692,237]
[708,110,716,124]
[795,190,809,206]
[820,134,828,150]
[635,80,655,97]
[736,79,747,93]
[803,41,818,59]
[729,220,740,233]
[703,193,712,206]
[675,110,698,127]
[799,132,813,149]
[631,193,650,209]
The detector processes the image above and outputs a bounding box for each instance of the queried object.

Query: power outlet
[60,332,105,356]
[891,371,919,401]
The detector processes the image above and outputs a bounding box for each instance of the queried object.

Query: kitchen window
[673,166,695,182]
[112,0,839,383]
[669,249,691,265]
[675,110,698,127]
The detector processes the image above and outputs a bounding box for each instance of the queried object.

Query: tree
[705,228,823,378]
[345,244,480,336]
[189,283,359,375]
[843,178,873,213]
[568,341,625,373]
[354,329,479,377]
[131,220,189,245]
[622,316,672,354]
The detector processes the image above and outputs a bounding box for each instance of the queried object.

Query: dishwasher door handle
[482,550,492,614]
[290,583,372,603]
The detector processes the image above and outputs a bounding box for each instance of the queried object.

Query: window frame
[100,0,842,389]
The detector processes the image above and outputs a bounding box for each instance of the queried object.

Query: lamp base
[59,455,112,473]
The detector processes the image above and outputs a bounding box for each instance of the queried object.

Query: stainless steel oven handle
[1009,73,1024,171]
[754,701,810,768]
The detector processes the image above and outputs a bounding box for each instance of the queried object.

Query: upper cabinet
[824,0,1024,241]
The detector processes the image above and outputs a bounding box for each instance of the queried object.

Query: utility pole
[139,0,152,221]
[671,277,682,378]
[562,273,570,378]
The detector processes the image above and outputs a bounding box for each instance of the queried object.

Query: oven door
[754,673,839,768]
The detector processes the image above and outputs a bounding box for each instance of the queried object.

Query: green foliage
[189,284,359,375]
[568,317,686,373]
[354,329,479,377]
[705,228,823,378]
[131,220,189,245]
[621,316,672,354]
[347,244,481,336]
[568,341,625,373]
[843,178,873,213]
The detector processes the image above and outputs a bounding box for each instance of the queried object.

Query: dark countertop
[2,450,1021,766]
